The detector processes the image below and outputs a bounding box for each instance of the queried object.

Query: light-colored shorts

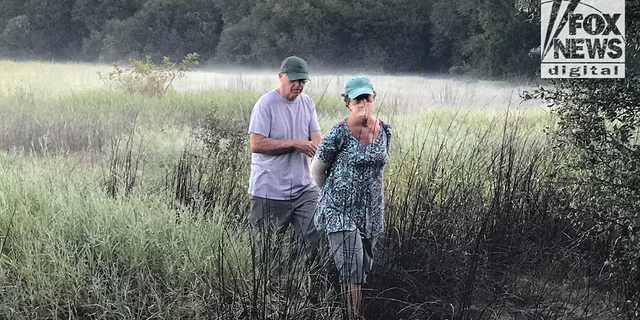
[328,229,377,284]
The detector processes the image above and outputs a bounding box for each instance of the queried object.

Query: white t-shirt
[248,90,320,200]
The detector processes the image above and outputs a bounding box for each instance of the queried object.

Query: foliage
[429,0,482,72]
[99,53,198,97]
[196,114,249,154]
[71,0,144,32]
[0,0,86,59]
[1,99,622,319]
[81,0,222,62]
[530,77,640,317]
[430,0,539,77]
[0,14,36,60]
[215,0,433,72]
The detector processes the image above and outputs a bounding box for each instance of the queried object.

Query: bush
[99,53,198,97]
[531,78,640,317]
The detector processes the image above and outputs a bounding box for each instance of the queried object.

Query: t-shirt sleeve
[316,124,341,165]
[248,98,271,137]
[309,100,320,133]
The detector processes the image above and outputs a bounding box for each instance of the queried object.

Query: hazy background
[0,0,543,79]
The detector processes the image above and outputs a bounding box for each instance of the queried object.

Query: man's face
[278,73,307,100]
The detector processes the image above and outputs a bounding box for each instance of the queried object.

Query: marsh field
[0,60,629,319]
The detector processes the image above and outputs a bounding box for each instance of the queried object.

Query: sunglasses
[353,94,373,102]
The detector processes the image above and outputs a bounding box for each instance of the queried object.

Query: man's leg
[249,195,295,235]
[290,188,322,253]
[248,196,298,279]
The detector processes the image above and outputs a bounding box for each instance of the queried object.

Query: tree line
[0,0,542,78]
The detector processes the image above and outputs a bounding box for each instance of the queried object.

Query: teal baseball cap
[279,56,309,81]
[342,76,374,99]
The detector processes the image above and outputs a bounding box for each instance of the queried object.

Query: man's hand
[250,133,319,157]
[293,140,318,158]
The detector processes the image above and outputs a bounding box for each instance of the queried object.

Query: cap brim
[347,87,374,99]
[286,72,309,81]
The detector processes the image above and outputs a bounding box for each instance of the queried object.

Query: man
[247,56,322,251]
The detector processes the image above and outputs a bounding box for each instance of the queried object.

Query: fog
[173,70,545,110]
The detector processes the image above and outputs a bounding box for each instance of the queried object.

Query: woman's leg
[343,282,362,318]
[328,230,364,318]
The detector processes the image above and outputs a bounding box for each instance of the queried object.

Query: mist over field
[174,70,545,110]
[0,59,544,111]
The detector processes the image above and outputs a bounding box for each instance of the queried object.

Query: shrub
[531,78,640,317]
[99,53,199,97]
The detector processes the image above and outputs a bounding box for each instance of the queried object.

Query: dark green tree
[213,0,256,26]
[71,0,144,32]
[1,0,86,59]
[430,0,482,73]
[325,0,433,72]
[0,15,32,57]
[216,0,434,72]
[470,0,539,78]
[88,0,223,62]
[216,0,328,66]
[22,0,86,59]
[0,0,25,30]
[0,0,546,77]
[430,0,539,78]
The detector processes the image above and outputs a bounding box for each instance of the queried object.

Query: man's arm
[310,130,321,148]
[250,133,318,157]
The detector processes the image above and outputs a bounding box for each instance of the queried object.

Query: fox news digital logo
[541,0,625,78]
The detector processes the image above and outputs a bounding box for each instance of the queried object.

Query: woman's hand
[348,95,374,122]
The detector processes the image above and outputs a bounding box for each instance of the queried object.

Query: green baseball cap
[342,76,374,99]
[279,56,309,81]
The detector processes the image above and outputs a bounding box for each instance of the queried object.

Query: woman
[310,76,391,317]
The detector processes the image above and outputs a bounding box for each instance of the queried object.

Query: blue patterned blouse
[314,118,391,238]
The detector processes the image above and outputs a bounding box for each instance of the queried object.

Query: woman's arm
[310,156,331,189]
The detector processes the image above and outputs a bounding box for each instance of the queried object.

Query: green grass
[0,153,336,319]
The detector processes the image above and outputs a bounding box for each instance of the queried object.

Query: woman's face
[348,94,374,121]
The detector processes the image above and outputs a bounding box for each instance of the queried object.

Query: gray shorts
[328,229,377,284]
[248,188,321,250]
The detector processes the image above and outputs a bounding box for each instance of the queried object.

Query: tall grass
[0,60,627,319]
[0,154,342,319]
